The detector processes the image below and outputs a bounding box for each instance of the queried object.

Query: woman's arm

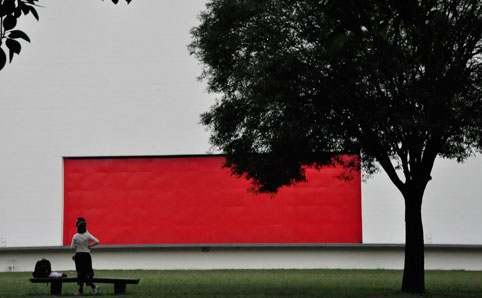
[88,234,100,248]
[71,235,77,260]
[71,235,77,250]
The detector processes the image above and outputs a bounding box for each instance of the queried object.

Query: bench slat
[30,277,140,295]
[30,277,77,283]
[30,277,139,283]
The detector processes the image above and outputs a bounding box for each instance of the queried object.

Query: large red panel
[63,156,361,245]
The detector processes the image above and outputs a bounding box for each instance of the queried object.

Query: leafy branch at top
[0,0,39,70]
[0,0,132,71]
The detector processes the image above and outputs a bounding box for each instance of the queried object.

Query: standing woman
[71,221,100,295]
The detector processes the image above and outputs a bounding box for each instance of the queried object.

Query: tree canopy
[191,0,482,193]
[0,0,131,71]
[190,0,482,293]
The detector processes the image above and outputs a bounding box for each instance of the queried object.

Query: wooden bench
[29,277,140,295]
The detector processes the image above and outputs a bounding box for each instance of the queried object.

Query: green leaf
[0,0,15,17]
[8,30,31,42]
[3,15,17,31]
[379,25,388,40]
[6,38,21,62]
[20,4,30,15]
[0,48,6,71]
[329,31,348,50]
[28,6,39,20]
[14,7,22,18]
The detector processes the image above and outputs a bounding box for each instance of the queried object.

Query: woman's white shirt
[71,231,99,253]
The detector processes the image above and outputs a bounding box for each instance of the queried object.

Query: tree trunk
[401,188,425,293]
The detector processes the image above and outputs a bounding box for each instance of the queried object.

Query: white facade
[0,0,481,254]
[2,245,482,273]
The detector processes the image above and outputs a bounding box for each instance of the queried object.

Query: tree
[0,0,131,71]
[190,0,482,293]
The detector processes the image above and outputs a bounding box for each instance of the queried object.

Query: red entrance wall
[63,156,361,245]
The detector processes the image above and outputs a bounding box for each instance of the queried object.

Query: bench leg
[50,281,62,295]
[114,282,126,294]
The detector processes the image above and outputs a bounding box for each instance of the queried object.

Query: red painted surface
[63,156,361,245]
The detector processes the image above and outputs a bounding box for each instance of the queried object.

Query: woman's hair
[77,221,87,234]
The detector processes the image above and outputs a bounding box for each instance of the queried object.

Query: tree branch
[421,134,446,181]
[397,142,412,182]
[376,151,405,193]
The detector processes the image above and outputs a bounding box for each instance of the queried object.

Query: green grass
[1,269,481,297]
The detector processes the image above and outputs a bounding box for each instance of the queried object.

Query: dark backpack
[33,258,51,278]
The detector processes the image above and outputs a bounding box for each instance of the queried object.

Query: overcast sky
[0,0,480,246]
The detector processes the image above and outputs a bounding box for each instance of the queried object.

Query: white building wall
[1,245,482,273]
[362,157,482,244]
[0,0,481,249]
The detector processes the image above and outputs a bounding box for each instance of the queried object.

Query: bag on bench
[33,258,51,278]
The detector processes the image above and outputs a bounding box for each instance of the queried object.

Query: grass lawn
[0,269,480,297]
